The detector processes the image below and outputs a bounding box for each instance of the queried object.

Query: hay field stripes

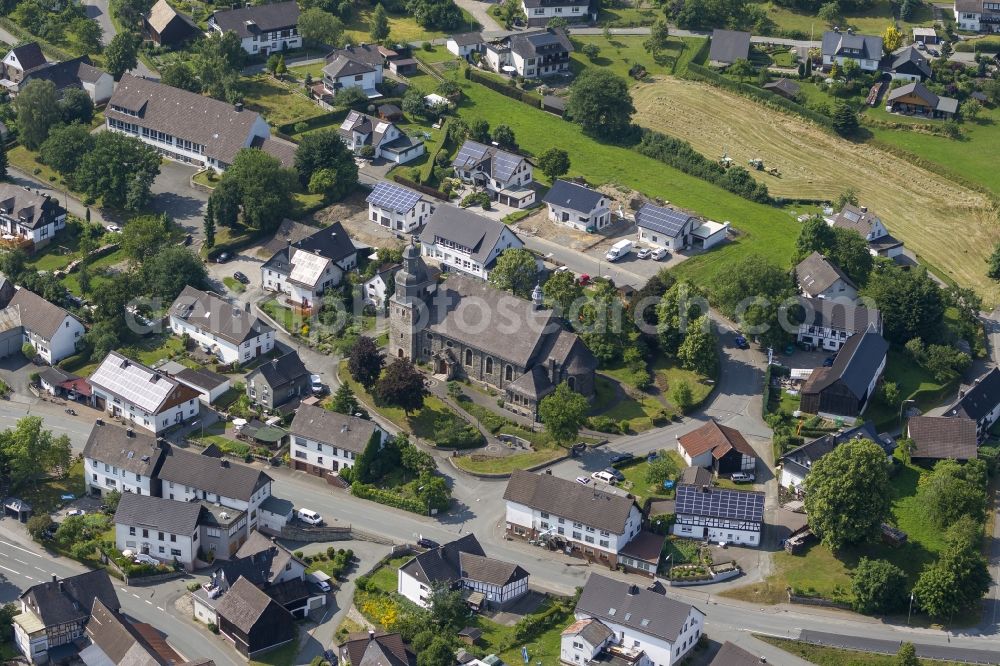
[632,79,999,297]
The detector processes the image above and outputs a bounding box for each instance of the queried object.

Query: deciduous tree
[370,3,390,42]
[492,124,517,150]
[105,31,139,80]
[75,131,161,210]
[299,7,344,47]
[542,270,583,316]
[59,88,95,125]
[488,248,537,298]
[348,336,384,389]
[677,316,718,376]
[140,246,210,301]
[851,557,908,615]
[882,24,903,52]
[0,416,72,490]
[896,643,919,666]
[14,79,60,150]
[375,358,428,415]
[919,459,988,528]
[122,214,170,265]
[644,19,670,57]
[536,147,570,182]
[862,262,944,343]
[566,69,635,140]
[39,123,94,179]
[711,255,795,350]
[160,61,200,92]
[216,148,297,232]
[539,382,589,444]
[294,130,359,200]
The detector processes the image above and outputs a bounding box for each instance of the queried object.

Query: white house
[208,0,301,55]
[945,366,1000,442]
[954,0,1000,31]
[522,0,595,26]
[567,575,705,666]
[106,74,297,172]
[261,222,358,309]
[779,422,882,491]
[322,44,384,97]
[0,184,67,247]
[83,421,165,498]
[169,286,275,364]
[795,252,858,300]
[825,204,904,258]
[338,110,425,164]
[157,443,274,532]
[446,32,483,58]
[419,206,526,280]
[452,140,535,208]
[691,220,730,250]
[363,263,400,309]
[888,45,932,81]
[796,296,882,352]
[366,181,433,233]
[482,29,574,78]
[821,29,883,72]
[288,404,387,480]
[1,43,48,83]
[397,534,529,610]
[503,470,643,567]
[6,287,83,364]
[541,180,611,232]
[673,483,764,546]
[87,351,201,435]
[114,492,202,570]
[635,202,699,251]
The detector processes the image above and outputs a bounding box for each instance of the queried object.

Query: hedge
[277,108,350,135]
[351,482,427,514]
[465,68,544,109]
[683,62,834,129]
[393,174,450,201]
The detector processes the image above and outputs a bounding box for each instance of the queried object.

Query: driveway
[81,0,157,77]
[149,161,210,242]
[454,0,502,32]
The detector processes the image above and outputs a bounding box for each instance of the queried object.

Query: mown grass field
[630,78,998,297]
[569,35,700,81]
[753,0,934,36]
[242,75,324,127]
[342,7,478,44]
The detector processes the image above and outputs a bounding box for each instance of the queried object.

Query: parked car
[310,374,326,395]
[233,271,249,284]
[183,233,193,246]
[575,476,591,485]
[309,571,332,592]
[650,248,668,261]
[67,509,85,517]
[823,356,835,367]
[215,252,230,263]
[927,47,939,56]
[417,536,439,549]
[605,467,625,482]
[636,247,651,259]
[105,224,121,233]
[730,472,755,483]
[570,442,587,457]
[609,452,634,464]
[592,470,617,484]
[734,335,749,349]
[296,508,324,526]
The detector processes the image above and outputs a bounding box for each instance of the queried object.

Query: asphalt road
[80,0,157,78]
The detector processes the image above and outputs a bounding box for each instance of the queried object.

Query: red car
[578,274,592,286]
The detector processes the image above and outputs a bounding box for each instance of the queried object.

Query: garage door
[0,332,21,358]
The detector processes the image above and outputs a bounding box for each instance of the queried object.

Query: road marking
[121,588,128,593]
[33,566,45,572]
[0,564,21,575]
[156,607,165,612]
[24,575,33,581]
[132,593,140,599]
[144,600,152,605]
[0,538,41,556]
[13,558,28,565]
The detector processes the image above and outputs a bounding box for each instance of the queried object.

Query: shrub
[208,622,219,634]
[187,582,201,592]
[352,482,427,513]
[588,416,621,434]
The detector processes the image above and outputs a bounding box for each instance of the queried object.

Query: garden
[612,449,687,502]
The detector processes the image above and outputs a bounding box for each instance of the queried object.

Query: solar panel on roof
[288,249,329,286]
[454,141,488,169]
[90,356,176,413]
[637,204,695,238]
[492,152,522,182]
[675,484,764,522]
[367,182,421,214]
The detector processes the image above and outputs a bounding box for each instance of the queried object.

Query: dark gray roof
[341,633,415,666]
[218,531,302,587]
[803,326,888,400]
[260,495,294,516]
[211,0,299,37]
[85,598,164,666]
[449,31,483,46]
[888,80,937,105]
[635,202,698,238]
[763,77,800,96]
[675,483,765,522]
[504,470,637,534]
[507,28,573,58]
[113,492,203,535]
[323,54,376,79]
[575,574,697,643]
[251,135,298,169]
[710,642,765,666]
[821,30,883,60]
[175,367,230,391]
[38,366,76,387]
[247,350,310,391]
[157,443,271,501]
[908,415,977,460]
[290,404,381,454]
[215,577,285,634]
[780,421,881,480]
[399,533,483,585]
[459,552,529,586]
[325,43,384,67]
[83,422,164,477]
[8,287,76,339]
[452,140,528,183]
[542,180,605,214]
[832,204,882,237]
[796,296,880,334]
[22,57,108,93]
[890,46,932,78]
[7,42,47,71]
[708,29,751,65]
[420,205,513,265]
[367,182,422,214]
[21,570,120,628]
[506,365,554,399]
[107,74,265,166]
[0,183,66,231]
[170,286,272,346]
[680,465,712,486]
[262,222,357,284]
[947,367,1000,422]
[795,252,856,295]
[562,617,614,646]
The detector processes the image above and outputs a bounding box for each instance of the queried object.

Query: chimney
[545,468,552,475]
[234,102,244,112]
[368,629,376,641]
[759,658,767,664]
[51,574,57,583]
[833,25,840,32]
[860,206,868,213]
[341,424,349,433]
[701,484,710,493]
[58,581,64,593]
[847,27,854,34]
[549,357,558,385]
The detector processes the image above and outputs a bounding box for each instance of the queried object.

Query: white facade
[363,271,394,309]
[546,199,610,232]
[116,521,198,570]
[162,478,272,531]
[174,375,232,405]
[676,442,712,469]
[81,73,114,105]
[673,514,761,546]
[560,626,613,665]
[0,210,66,246]
[84,457,155,497]
[289,426,386,474]
[22,314,83,365]
[573,607,704,666]
[504,499,642,561]
[169,314,274,364]
[368,198,433,233]
[208,19,301,55]
[262,253,355,308]
[421,227,524,280]
[822,53,880,71]
[637,223,696,251]
[522,1,590,24]
[446,39,480,58]
[323,67,382,96]
[91,387,199,435]
[454,158,535,206]
[483,44,570,78]
[779,465,806,490]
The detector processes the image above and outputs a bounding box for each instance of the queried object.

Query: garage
[692,220,730,250]
[0,318,23,358]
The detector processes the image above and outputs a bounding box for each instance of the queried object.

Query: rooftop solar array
[453,140,489,170]
[367,182,421,214]
[453,140,523,181]
[491,150,523,182]
[288,248,329,287]
[635,203,696,238]
[675,484,764,522]
[89,353,177,413]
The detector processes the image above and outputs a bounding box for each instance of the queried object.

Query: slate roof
[324,54,377,78]
[83,421,164,477]
[801,326,888,400]
[795,252,856,295]
[20,570,120,628]
[452,140,528,183]
[947,367,1000,422]
[220,531,303,586]
[400,534,528,588]
[341,632,415,666]
[113,492,203,535]
[250,135,298,169]
[506,364,555,399]
[708,29,751,65]
[171,286,272,346]
[420,205,514,264]
[710,641,765,666]
[504,469,637,534]
[459,552,529,586]
[635,202,698,238]
[575,574,697,643]
[821,30,883,60]
[325,43,384,68]
[542,180,605,214]
[247,350,310,391]
[0,183,66,230]
[618,530,666,563]
[908,415,978,460]
[890,46,932,78]
[290,404,381,454]
[215,577,287,634]
[763,77,800,97]
[677,420,756,460]
[23,57,109,93]
[107,74,266,166]
[680,465,713,486]
[508,28,573,58]
[796,296,881,334]
[211,0,299,37]
[562,618,614,646]
[9,287,77,339]
[449,31,483,46]
[780,421,881,480]
[157,443,272,501]
[6,43,47,71]
[888,81,958,113]
[175,367,230,391]
[88,351,201,414]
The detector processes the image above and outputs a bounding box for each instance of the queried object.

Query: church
[388,241,597,420]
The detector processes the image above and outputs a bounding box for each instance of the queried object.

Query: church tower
[389,238,432,361]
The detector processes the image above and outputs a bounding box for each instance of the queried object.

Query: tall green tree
[140,246,210,301]
[566,69,635,140]
[105,31,139,80]
[14,79,61,150]
[804,438,891,549]
[914,529,991,620]
[348,336,384,389]
[294,130,359,199]
[536,148,570,182]
[862,262,944,343]
[215,148,297,232]
[987,241,1000,281]
[643,18,670,57]
[59,88,95,125]
[299,7,344,47]
[39,123,94,179]
[656,281,704,355]
[330,383,359,414]
[370,3,390,42]
[711,255,795,350]
[488,248,537,298]
[576,278,630,363]
[832,102,859,136]
[851,558,908,615]
[75,131,161,210]
[122,214,170,265]
[677,315,718,376]
[538,382,589,444]
[918,459,989,528]
[160,61,201,92]
[203,197,216,249]
[375,358,428,415]
[0,416,72,490]
[542,270,583,317]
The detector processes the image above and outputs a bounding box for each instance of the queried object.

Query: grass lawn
[653,358,714,409]
[452,449,565,474]
[597,3,659,25]
[414,44,459,64]
[367,556,415,594]
[866,348,953,430]
[342,7,477,44]
[61,246,128,296]
[570,35,699,83]
[8,145,64,189]
[223,276,246,293]
[242,75,323,126]
[27,220,113,273]
[192,170,219,190]
[261,298,300,333]
[249,628,300,666]
[755,635,967,665]
[592,374,665,432]
[497,613,565,665]
[121,334,185,366]
[615,450,687,501]
[753,0,934,37]
[21,459,86,514]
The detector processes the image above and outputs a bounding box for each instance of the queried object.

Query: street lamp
[907,591,915,625]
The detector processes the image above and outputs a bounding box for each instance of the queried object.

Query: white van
[308,571,332,592]
[591,470,617,484]
[296,508,324,526]
[605,239,633,262]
